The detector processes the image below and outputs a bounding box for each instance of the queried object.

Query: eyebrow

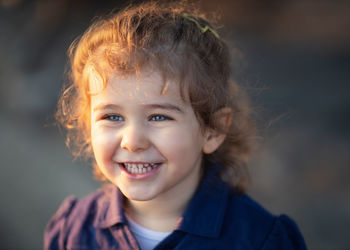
[145,103,184,113]
[93,104,121,112]
[93,103,184,113]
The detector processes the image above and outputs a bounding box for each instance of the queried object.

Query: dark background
[1,0,349,249]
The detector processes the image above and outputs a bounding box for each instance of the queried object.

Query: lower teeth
[125,164,158,174]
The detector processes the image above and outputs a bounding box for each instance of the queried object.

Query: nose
[120,123,150,152]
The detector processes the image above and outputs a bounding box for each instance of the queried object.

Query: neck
[125,168,203,232]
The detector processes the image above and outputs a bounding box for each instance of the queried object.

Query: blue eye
[105,115,124,121]
[150,115,169,121]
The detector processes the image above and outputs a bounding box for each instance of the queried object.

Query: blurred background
[0,0,349,249]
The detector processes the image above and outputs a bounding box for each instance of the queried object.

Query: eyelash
[149,114,172,121]
[102,114,172,122]
[103,114,124,121]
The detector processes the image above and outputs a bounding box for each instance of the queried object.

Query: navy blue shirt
[44,167,307,249]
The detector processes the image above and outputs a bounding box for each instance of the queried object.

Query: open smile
[119,162,162,178]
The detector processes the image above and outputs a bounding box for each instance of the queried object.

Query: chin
[120,186,159,202]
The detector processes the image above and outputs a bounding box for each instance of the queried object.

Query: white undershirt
[126,215,172,250]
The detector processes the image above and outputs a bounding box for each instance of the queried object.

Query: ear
[202,107,232,154]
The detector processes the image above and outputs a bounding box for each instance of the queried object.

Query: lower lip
[119,164,161,180]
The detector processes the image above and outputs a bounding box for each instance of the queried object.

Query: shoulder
[44,186,113,250]
[222,191,307,249]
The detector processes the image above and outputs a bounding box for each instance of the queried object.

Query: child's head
[56,1,255,193]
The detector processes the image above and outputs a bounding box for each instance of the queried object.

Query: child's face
[90,70,211,202]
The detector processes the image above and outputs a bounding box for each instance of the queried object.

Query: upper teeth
[123,163,158,174]
[124,163,155,168]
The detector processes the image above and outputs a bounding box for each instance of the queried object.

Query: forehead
[89,70,187,105]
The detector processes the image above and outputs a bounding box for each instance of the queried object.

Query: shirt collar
[94,185,126,228]
[174,164,229,238]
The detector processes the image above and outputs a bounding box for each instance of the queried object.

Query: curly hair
[56,1,255,193]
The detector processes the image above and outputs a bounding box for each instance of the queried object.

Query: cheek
[91,126,118,164]
[155,125,204,161]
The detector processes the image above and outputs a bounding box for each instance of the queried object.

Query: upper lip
[118,161,160,164]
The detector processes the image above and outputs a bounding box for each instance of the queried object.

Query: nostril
[120,127,150,152]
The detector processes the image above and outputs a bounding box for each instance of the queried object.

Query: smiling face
[90,70,212,202]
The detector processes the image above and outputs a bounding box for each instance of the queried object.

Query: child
[45,1,306,249]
